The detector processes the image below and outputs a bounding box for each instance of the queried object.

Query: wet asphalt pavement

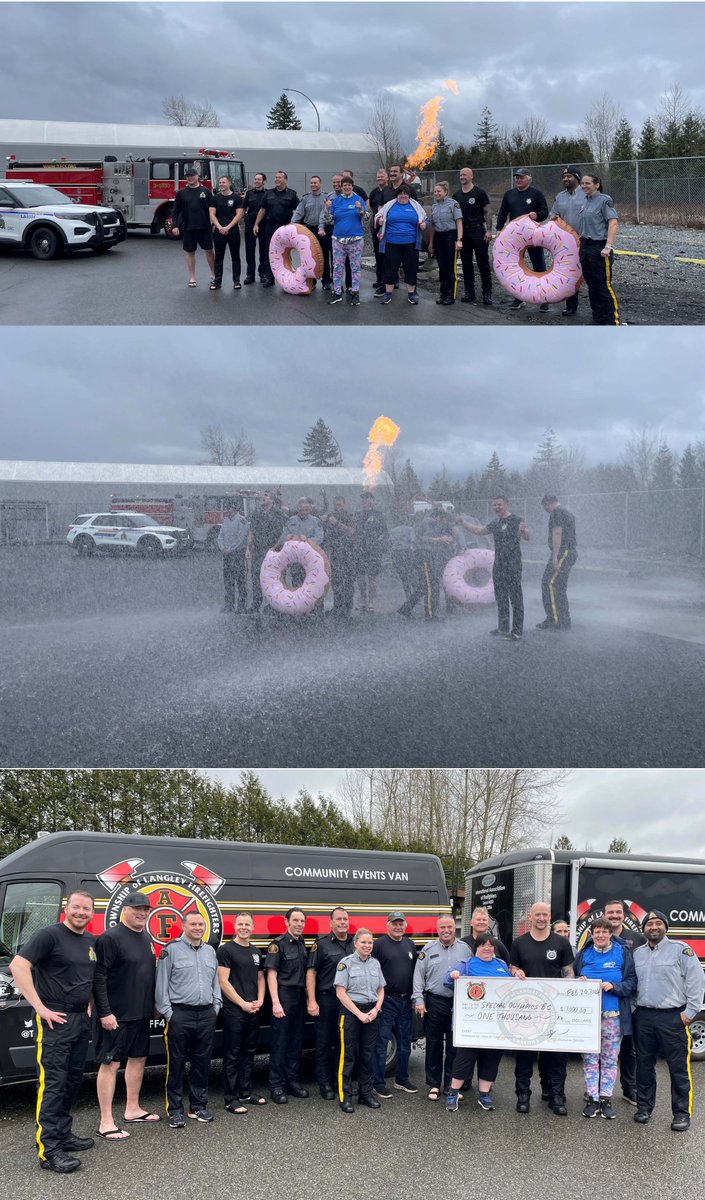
[2,223,704,325]
[1,1052,703,1200]
[1,547,703,768]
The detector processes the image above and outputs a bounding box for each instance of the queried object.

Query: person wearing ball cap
[632,910,705,1132]
[548,167,586,316]
[495,169,550,312]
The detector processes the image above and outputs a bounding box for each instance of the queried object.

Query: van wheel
[690,1015,705,1060]
[74,535,96,557]
[29,226,62,260]
[138,536,163,559]
[384,1031,398,1077]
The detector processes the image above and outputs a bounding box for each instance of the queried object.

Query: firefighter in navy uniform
[306,906,355,1097]
[632,910,705,1132]
[253,171,299,287]
[335,929,386,1113]
[536,495,577,631]
[242,172,268,283]
[266,907,310,1103]
[9,891,98,1174]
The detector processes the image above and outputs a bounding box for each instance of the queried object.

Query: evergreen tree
[650,442,675,490]
[637,117,660,159]
[677,444,702,490]
[608,837,631,853]
[554,834,576,850]
[530,428,564,493]
[680,112,705,156]
[392,458,423,521]
[612,116,635,162]
[299,418,342,467]
[428,466,453,500]
[428,130,452,171]
[266,93,302,131]
[478,451,508,498]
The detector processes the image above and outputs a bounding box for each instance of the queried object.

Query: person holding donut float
[321,177,369,306]
[548,167,586,316]
[578,175,621,325]
[253,170,299,288]
[495,169,549,312]
[292,177,330,291]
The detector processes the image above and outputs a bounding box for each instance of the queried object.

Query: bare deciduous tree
[162,95,220,128]
[200,424,256,466]
[623,425,661,489]
[366,92,403,169]
[581,92,623,164]
[508,114,549,163]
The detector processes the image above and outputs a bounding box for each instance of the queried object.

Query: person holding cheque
[573,917,637,1120]
[444,933,512,1114]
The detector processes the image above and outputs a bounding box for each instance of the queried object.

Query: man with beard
[603,900,645,1105]
[549,167,586,315]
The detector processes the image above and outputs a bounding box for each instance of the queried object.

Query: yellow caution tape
[614,249,659,259]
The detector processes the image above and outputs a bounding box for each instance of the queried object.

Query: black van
[0,831,450,1085]
[464,847,705,1060]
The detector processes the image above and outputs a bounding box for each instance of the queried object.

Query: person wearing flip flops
[217,912,267,1114]
[9,891,98,1174]
[171,166,216,289]
[412,915,468,1102]
[93,892,160,1141]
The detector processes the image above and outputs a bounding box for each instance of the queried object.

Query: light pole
[284,88,321,133]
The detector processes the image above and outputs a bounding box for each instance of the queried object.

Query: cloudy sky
[1,3,703,149]
[204,768,705,857]
[1,327,702,481]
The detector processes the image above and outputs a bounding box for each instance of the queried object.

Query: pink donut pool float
[260,538,331,614]
[268,223,324,294]
[443,548,495,606]
[492,215,582,304]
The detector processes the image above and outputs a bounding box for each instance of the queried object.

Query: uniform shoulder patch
[309,942,318,954]
[418,952,425,960]
[683,946,695,956]
[337,962,347,971]
[88,947,97,961]
[267,942,279,954]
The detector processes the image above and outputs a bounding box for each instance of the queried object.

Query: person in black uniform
[336,929,386,1113]
[306,906,355,1097]
[10,891,98,1174]
[247,490,287,613]
[253,170,299,287]
[94,892,158,1139]
[322,496,357,619]
[217,912,266,1113]
[495,169,549,311]
[604,899,646,1104]
[458,497,529,640]
[171,166,215,288]
[536,495,577,631]
[368,168,389,295]
[371,911,418,1097]
[452,166,493,304]
[209,175,245,291]
[266,908,310,1103]
[242,172,268,283]
[354,491,389,614]
[398,504,457,620]
[509,902,575,1115]
[578,174,621,325]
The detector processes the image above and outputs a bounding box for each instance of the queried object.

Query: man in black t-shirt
[452,167,493,304]
[242,172,268,283]
[217,913,266,1111]
[371,911,418,1097]
[306,907,355,1097]
[496,170,550,310]
[382,163,421,203]
[368,168,389,293]
[208,175,245,290]
[509,901,575,1114]
[10,891,98,1174]
[247,490,287,612]
[93,892,158,1138]
[536,494,578,631]
[461,905,511,964]
[253,170,300,287]
[459,496,529,639]
[171,166,215,287]
[322,496,357,619]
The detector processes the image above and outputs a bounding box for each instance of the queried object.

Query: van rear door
[0,879,64,1084]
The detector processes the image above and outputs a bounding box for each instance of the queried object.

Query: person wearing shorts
[93,892,158,1139]
[171,166,215,287]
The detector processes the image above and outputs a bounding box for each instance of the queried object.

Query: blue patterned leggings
[582,1010,622,1099]
[332,238,363,294]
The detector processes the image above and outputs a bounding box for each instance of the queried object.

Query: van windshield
[0,881,62,959]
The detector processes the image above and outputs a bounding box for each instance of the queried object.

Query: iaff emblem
[99,858,225,954]
[467,982,486,1001]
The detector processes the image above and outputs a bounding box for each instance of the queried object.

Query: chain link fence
[417,157,705,229]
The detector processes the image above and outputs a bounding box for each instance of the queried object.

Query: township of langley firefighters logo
[99,858,224,954]
[467,982,486,1001]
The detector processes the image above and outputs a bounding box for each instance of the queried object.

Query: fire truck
[110,492,261,548]
[5,150,246,235]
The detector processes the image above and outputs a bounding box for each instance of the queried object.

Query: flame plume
[406,80,461,171]
[363,416,401,488]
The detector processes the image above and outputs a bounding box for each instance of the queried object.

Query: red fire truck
[110,492,260,548]
[5,150,246,235]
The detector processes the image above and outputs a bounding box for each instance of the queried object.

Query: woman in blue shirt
[375,185,427,305]
[444,933,512,1112]
[573,917,637,1119]
[322,177,369,306]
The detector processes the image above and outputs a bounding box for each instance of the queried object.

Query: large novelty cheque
[453,977,601,1054]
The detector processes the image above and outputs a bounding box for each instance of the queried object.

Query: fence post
[700,487,705,558]
[624,491,629,551]
[634,158,640,224]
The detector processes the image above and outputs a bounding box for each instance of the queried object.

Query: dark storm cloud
[0,327,702,481]
[1,3,703,145]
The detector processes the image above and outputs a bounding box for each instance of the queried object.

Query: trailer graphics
[99,859,225,950]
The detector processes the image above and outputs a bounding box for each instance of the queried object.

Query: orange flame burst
[443,79,460,95]
[363,416,401,487]
[407,96,444,170]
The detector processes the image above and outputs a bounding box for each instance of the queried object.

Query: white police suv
[67,513,192,557]
[0,180,126,259]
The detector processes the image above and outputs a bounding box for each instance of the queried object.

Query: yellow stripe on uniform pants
[424,562,433,617]
[686,1025,694,1115]
[549,551,569,624]
[338,1013,346,1102]
[605,254,621,325]
[35,1014,47,1160]
[452,245,459,301]
[164,1020,171,1115]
